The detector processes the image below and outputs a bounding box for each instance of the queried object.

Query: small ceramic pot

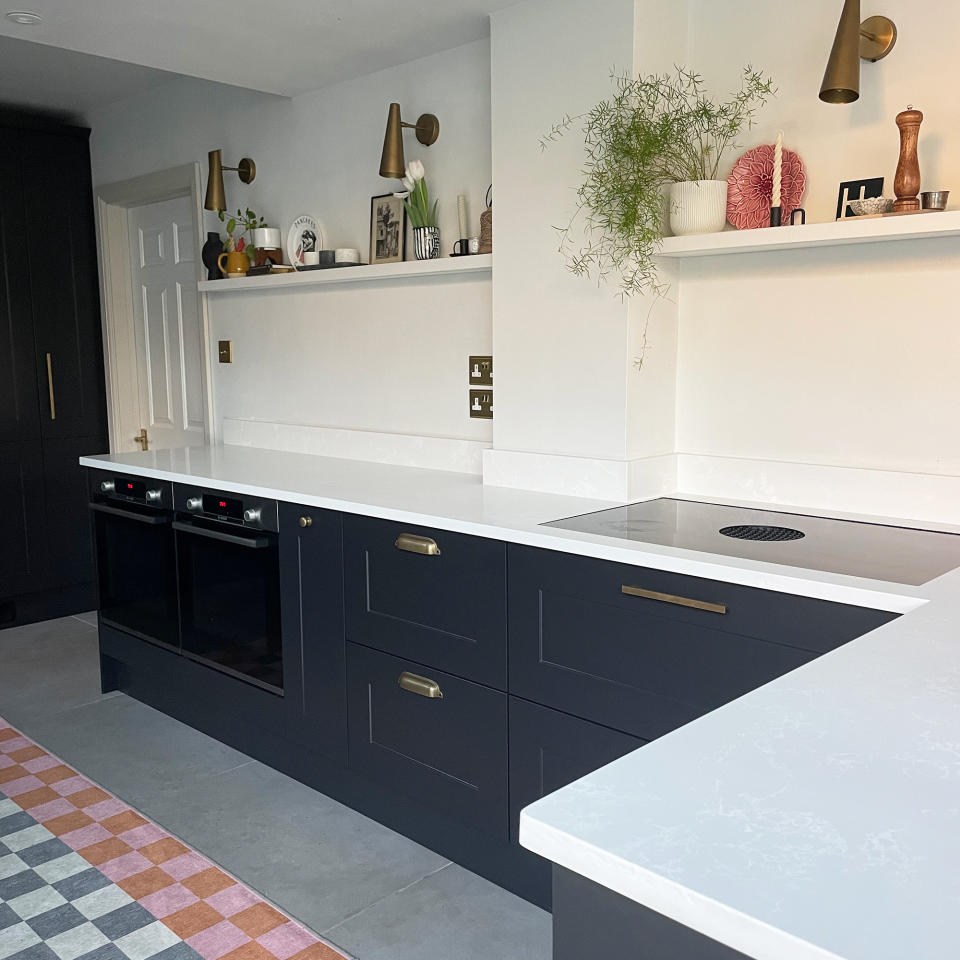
[413,226,441,260]
[669,180,729,236]
[252,227,282,249]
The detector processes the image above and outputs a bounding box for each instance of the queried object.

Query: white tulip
[393,191,410,200]
[406,159,425,181]
[401,175,415,191]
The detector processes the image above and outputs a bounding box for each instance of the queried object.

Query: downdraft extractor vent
[719,524,805,542]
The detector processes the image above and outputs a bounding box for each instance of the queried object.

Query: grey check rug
[0,791,202,960]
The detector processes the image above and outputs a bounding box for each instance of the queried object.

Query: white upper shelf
[658,210,960,258]
[197,254,491,293]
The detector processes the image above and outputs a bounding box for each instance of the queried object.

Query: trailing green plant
[218,207,268,255]
[542,66,774,297]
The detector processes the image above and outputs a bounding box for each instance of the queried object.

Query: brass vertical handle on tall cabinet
[45,352,56,420]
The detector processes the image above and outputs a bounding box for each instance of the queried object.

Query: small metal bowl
[921,191,950,211]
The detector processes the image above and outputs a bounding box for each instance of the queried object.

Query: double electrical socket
[468,356,493,419]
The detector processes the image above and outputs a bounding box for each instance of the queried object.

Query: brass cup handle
[398,671,443,699]
[621,584,727,615]
[395,533,441,556]
[298,516,312,528]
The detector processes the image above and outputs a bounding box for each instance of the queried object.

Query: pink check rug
[0,715,349,960]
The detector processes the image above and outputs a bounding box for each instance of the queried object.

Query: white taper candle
[457,194,468,239]
[772,131,783,209]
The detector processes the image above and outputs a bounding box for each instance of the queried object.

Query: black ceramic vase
[202,231,222,280]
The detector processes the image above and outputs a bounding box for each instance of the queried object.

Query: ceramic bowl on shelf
[847,197,894,216]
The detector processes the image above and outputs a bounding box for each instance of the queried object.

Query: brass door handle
[133,428,149,451]
[45,352,56,420]
[398,671,443,699]
[395,533,440,556]
[621,584,727,615]
[298,516,312,528]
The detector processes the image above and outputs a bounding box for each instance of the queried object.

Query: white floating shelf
[658,210,960,259]
[198,254,491,293]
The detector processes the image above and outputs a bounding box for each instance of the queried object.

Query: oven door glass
[174,518,283,694]
[91,502,178,647]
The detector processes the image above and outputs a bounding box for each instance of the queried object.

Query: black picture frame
[370,194,407,265]
[836,177,884,220]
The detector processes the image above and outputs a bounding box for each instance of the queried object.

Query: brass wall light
[378,103,440,178]
[819,0,897,104]
[204,149,257,212]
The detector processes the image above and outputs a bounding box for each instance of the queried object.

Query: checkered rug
[0,717,348,960]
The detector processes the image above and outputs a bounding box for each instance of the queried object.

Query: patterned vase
[413,226,441,260]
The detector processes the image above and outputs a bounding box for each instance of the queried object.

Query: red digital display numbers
[219,501,227,508]
[127,483,134,489]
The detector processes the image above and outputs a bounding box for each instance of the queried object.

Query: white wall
[88,40,493,465]
[673,0,960,512]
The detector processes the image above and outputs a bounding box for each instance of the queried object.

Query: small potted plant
[395,161,439,259]
[218,208,268,274]
[544,66,774,296]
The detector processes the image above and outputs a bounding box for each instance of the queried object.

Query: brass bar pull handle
[621,585,727,615]
[45,352,56,420]
[398,671,443,699]
[395,533,441,556]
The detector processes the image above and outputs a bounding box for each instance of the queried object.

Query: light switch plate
[468,355,493,386]
[218,340,233,363]
[469,390,493,419]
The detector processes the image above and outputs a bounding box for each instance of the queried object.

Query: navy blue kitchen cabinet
[508,545,898,741]
[343,515,508,689]
[278,502,347,762]
[509,697,646,843]
[347,642,509,838]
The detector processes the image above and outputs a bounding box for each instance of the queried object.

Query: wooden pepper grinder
[894,105,923,212]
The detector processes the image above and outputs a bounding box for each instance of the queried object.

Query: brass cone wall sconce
[379,103,440,178]
[204,149,257,212]
[819,0,897,104]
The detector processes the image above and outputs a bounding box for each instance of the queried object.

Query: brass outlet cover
[469,355,493,386]
[218,340,233,363]
[469,390,493,419]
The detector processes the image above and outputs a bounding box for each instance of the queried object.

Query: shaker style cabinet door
[0,441,50,598]
[0,127,40,445]
[343,515,507,688]
[278,502,347,763]
[347,643,509,837]
[20,128,107,442]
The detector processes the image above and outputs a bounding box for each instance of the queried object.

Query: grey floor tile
[0,619,115,725]
[15,697,249,809]
[139,759,449,934]
[324,862,552,960]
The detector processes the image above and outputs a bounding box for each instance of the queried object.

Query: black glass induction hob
[543,498,960,586]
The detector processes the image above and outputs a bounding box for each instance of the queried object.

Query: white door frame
[94,163,214,452]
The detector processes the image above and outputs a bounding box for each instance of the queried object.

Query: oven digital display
[202,493,244,520]
[117,478,146,500]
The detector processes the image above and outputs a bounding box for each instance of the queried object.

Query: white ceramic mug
[302,251,320,266]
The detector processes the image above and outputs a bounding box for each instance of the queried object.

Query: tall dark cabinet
[0,117,108,627]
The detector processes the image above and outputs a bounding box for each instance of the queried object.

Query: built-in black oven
[89,472,178,648]
[173,485,283,695]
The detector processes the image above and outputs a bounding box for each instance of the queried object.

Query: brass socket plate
[469,356,493,386]
[469,390,493,419]
[218,340,233,363]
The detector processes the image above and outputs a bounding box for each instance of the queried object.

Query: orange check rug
[0,715,349,960]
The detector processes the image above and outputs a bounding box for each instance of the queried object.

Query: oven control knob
[145,488,163,503]
[186,497,203,512]
[243,507,262,525]
[99,480,115,493]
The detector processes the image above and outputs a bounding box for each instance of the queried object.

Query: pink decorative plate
[727,144,806,230]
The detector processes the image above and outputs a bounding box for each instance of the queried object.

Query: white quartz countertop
[81,445,960,959]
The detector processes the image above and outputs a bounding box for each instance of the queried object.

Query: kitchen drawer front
[343,514,507,688]
[509,546,821,740]
[347,643,508,838]
[509,697,645,843]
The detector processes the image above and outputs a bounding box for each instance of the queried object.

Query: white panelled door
[125,195,206,451]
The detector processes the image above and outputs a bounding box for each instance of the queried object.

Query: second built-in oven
[173,485,283,694]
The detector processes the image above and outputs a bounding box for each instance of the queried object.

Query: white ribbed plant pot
[669,180,729,236]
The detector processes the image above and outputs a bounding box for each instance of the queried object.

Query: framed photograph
[370,194,407,265]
